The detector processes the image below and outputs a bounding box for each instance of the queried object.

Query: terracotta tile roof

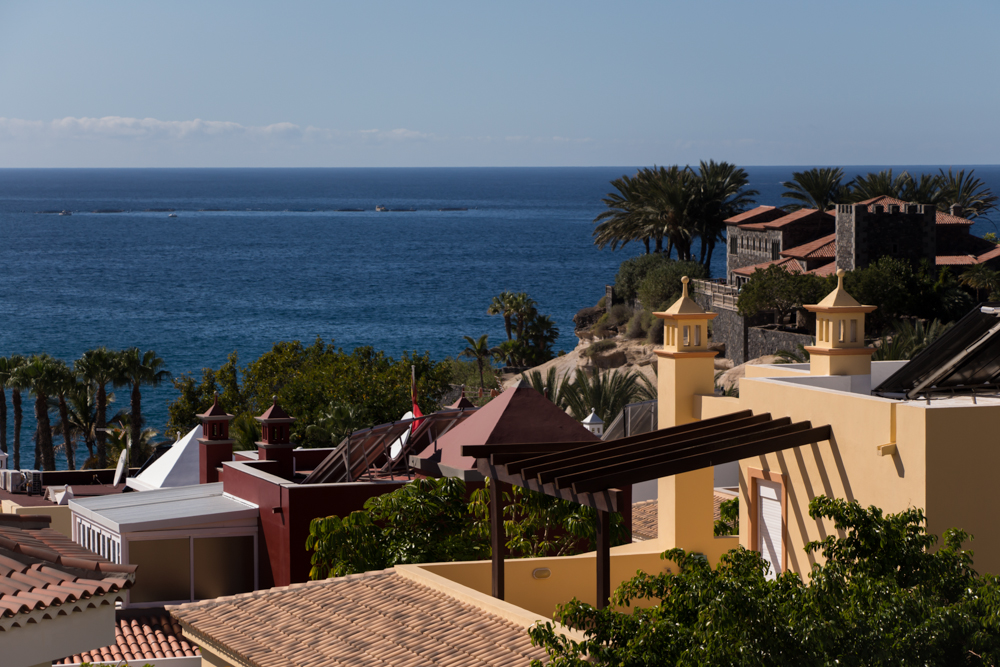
[937,255,979,266]
[631,492,735,541]
[724,205,787,226]
[809,262,838,277]
[0,515,134,620]
[55,612,201,664]
[743,208,833,231]
[258,400,294,422]
[781,233,837,259]
[169,569,548,667]
[198,395,234,419]
[732,257,805,278]
[854,196,974,225]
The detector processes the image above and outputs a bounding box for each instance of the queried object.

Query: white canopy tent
[126,425,203,492]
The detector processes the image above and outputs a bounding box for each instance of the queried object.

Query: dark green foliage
[307,477,483,578]
[737,264,827,324]
[614,253,673,302]
[635,260,707,311]
[307,477,629,579]
[166,339,452,446]
[486,292,560,367]
[713,496,738,536]
[607,304,632,327]
[528,496,1000,667]
[624,314,646,339]
[781,167,850,212]
[469,480,630,559]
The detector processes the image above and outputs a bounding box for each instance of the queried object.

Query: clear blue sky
[1,0,998,167]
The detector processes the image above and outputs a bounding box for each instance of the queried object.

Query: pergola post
[596,509,611,609]
[491,478,505,600]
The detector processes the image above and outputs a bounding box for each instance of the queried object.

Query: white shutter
[757,480,783,580]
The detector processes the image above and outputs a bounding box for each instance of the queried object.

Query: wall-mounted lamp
[532,568,551,580]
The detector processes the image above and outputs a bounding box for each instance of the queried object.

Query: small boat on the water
[375,205,387,212]
[59,211,72,216]
[168,214,178,218]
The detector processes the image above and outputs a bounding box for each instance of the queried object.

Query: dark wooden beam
[596,509,610,610]
[555,421,808,490]
[526,415,783,483]
[479,460,624,512]
[571,425,831,493]
[490,478,505,600]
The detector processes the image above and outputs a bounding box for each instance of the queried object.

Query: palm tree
[74,347,120,468]
[118,348,170,454]
[593,173,652,254]
[938,168,999,219]
[0,357,10,457]
[487,291,516,341]
[508,292,538,342]
[9,354,60,471]
[524,315,559,362]
[848,169,913,202]
[899,172,944,206]
[960,264,1000,302]
[693,160,758,270]
[50,360,78,470]
[524,367,570,409]
[4,355,26,469]
[460,335,493,388]
[780,167,848,212]
[561,368,656,424]
[66,381,102,464]
[641,165,697,259]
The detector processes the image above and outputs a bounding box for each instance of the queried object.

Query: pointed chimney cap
[655,276,717,320]
[581,407,604,425]
[255,396,296,423]
[197,392,234,420]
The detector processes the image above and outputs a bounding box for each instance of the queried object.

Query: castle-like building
[726,196,1000,284]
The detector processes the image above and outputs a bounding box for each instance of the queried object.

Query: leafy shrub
[645,313,664,345]
[636,260,707,310]
[591,322,613,339]
[608,304,633,326]
[583,340,617,358]
[625,314,646,339]
[615,254,673,302]
[596,295,607,308]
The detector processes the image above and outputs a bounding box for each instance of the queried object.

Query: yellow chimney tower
[804,269,877,376]
[655,276,718,553]
[655,276,718,427]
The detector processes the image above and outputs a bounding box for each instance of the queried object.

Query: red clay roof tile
[780,233,837,259]
[724,205,787,226]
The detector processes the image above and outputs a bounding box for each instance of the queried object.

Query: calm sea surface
[2,166,998,469]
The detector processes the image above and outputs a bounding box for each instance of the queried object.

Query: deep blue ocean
[2,166,998,469]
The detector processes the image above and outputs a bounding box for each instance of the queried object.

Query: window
[729,236,737,255]
[683,326,690,347]
[694,325,702,346]
[771,241,780,260]
[839,320,845,343]
[850,319,858,343]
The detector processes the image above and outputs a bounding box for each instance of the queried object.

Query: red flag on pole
[411,365,425,434]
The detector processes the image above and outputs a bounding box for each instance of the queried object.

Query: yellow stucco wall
[921,404,1000,573]
[1,502,72,537]
[420,550,672,620]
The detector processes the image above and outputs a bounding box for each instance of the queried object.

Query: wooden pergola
[462,409,831,608]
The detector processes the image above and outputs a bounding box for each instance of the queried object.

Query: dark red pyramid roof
[197,395,233,420]
[257,400,295,422]
[417,381,598,472]
[449,396,476,409]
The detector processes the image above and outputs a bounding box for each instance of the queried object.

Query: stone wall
[747,327,814,362]
[836,203,936,270]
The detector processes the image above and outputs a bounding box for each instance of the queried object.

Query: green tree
[561,368,656,424]
[166,339,451,446]
[635,259,707,310]
[960,264,1000,301]
[74,347,121,468]
[528,496,1000,666]
[3,355,26,469]
[848,168,914,201]
[9,354,60,471]
[50,360,79,470]
[938,168,999,219]
[65,380,100,463]
[737,264,827,325]
[691,160,758,271]
[0,357,11,457]
[460,335,493,388]
[613,253,672,303]
[487,291,517,340]
[307,477,629,580]
[713,496,738,536]
[593,173,653,254]
[780,167,849,212]
[118,348,170,454]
